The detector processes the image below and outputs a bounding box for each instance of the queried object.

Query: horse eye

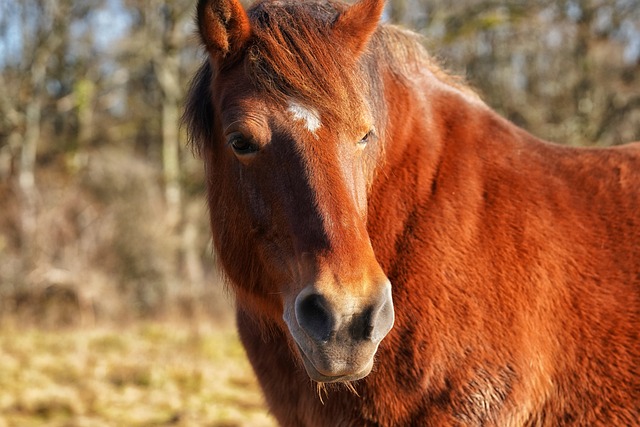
[227,132,258,155]
[359,130,373,145]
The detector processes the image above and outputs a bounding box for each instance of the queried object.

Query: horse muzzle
[284,280,394,383]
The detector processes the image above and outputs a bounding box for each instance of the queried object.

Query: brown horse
[185,0,640,425]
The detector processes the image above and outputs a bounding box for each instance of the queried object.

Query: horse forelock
[245,0,368,126]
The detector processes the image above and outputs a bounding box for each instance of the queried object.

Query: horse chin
[296,343,375,383]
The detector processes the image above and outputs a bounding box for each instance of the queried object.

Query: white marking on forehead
[287,101,321,134]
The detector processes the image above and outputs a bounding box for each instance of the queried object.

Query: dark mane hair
[184,63,215,155]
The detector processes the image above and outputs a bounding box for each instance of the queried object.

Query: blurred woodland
[0,0,639,328]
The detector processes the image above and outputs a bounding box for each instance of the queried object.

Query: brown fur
[185,0,640,425]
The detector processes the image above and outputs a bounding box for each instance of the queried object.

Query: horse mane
[372,25,479,100]
[184,0,478,154]
[245,0,355,114]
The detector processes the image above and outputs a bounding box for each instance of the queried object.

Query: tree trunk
[18,60,46,265]
[161,85,181,229]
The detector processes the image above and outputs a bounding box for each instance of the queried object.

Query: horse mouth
[296,343,374,383]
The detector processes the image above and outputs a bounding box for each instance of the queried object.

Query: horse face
[194,0,392,383]
[214,66,393,383]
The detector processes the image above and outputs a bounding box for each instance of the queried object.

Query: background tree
[387,0,640,146]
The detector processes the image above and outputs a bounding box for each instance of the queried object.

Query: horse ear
[197,0,251,62]
[332,0,384,56]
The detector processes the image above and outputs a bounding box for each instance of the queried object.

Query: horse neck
[367,65,538,267]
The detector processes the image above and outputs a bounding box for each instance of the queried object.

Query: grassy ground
[0,322,276,427]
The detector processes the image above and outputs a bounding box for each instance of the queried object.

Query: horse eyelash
[360,130,374,144]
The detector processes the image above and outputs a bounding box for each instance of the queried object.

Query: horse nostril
[348,287,394,342]
[348,306,375,341]
[295,293,334,343]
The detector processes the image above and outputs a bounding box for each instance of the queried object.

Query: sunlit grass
[0,322,276,426]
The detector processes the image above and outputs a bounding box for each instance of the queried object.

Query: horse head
[190,0,393,383]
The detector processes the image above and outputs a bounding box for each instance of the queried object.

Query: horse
[184,0,640,425]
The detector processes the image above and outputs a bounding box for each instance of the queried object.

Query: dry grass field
[0,322,276,427]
